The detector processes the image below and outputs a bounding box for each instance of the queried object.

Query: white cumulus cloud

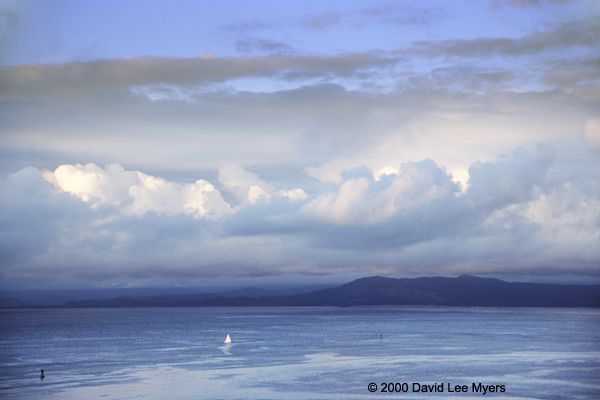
[218,165,307,206]
[302,160,459,224]
[43,163,231,219]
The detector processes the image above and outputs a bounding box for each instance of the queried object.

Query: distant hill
[0,284,335,308]
[2,275,599,308]
[278,275,600,307]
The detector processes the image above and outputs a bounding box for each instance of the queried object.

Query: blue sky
[1,0,599,289]
[1,0,592,64]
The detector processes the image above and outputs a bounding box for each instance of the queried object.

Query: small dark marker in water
[380,334,382,339]
[40,369,45,379]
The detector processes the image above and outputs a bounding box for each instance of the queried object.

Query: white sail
[224,334,231,344]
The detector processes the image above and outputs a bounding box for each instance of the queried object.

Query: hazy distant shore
[2,275,599,309]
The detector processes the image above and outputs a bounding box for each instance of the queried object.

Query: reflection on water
[1,307,599,399]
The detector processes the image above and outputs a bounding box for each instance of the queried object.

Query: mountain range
[2,275,598,308]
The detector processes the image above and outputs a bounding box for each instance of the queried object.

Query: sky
[1,0,599,290]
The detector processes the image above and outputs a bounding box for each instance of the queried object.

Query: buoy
[380,334,382,339]
[40,369,45,379]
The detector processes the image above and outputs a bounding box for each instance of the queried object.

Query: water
[1,307,599,399]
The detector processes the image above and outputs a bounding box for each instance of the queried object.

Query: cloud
[218,165,307,206]
[43,163,232,219]
[465,146,555,210]
[130,174,231,218]
[0,52,402,101]
[298,5,445,32]
[540,57,600,88]
[43,163,138,204]
[0,1,20,59]
[360,4,446,26]
[526,185,600,262]
[585,118,600,146]
[302,161,460,225]
[297,144,600,275]
[218,165,275,206]
[0,166,84,267]
[301,12,343,30]
[491,0,575,8]
[459,144,600,270]
[219,19,277,35]
[40,163,307,220]
[1,142,600,286]
[1,55,596,202]
[234,38,294,54]
[0,164,309,283]
[2,1,600,290]
[407,17,600,57]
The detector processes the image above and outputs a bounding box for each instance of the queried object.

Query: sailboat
[224,334,231,344]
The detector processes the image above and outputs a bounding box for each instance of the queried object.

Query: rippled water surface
[1,307,599,399]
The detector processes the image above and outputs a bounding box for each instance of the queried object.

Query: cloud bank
[2,141,599,287]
